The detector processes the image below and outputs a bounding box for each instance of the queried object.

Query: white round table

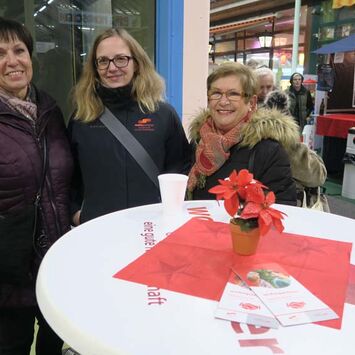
[36,201,355,355]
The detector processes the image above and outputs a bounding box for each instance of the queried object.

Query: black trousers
[0,306,63,355]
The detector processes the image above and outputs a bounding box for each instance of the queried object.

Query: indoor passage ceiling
[210,0,327,26]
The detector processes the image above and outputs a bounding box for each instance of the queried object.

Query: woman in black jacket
[188,62,296,205]
[0,18,73,355]
[69,28,190,225]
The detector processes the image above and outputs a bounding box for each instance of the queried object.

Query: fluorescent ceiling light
[210,13,277,31]
[210,0,263,14]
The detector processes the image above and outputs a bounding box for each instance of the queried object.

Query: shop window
[1,0,155,120]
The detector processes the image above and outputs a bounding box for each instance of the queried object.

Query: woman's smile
[208,75,252,133]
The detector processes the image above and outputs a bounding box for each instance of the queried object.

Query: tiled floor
[324,178,355,219]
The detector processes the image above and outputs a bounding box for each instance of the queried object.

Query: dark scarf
[96,83,135,111]
[289,85,307,96]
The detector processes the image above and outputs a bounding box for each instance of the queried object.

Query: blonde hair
[207,62,258,102]
[73,28,165,123]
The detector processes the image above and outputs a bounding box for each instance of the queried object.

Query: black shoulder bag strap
[99,107,160,188]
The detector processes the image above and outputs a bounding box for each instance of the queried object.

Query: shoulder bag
[99,107,160,188]
[302,186,330,213]
[248,147,330,212]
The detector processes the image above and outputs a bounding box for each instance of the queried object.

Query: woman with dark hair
[69,28,190,225]
[0,18,73,354]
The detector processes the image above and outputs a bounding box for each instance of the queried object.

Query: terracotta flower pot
[230,220,260,255]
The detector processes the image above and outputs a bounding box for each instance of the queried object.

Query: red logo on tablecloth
[287,301,305,309]
[240,302,260,310]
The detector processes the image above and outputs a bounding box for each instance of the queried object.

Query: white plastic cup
[158,173,188,215]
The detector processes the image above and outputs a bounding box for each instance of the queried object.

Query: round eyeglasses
[96,55,134,70]
[208,90,246,102]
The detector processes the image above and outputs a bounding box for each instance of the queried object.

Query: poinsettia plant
[208,169,286,235]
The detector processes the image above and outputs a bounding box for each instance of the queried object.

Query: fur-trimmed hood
[189,107,326,189]
[189,107,300,153]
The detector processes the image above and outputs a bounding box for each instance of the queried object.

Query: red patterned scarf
[188,112,250,192]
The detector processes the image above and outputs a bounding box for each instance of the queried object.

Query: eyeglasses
[96,55,134,70]
[208,90,246,102]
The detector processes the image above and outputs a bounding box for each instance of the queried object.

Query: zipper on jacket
[1,107,63,240]
[36,110,63,239]
[44,174,63,237]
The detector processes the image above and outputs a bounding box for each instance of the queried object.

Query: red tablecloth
[316,114,355,139]
[115,218,352,329]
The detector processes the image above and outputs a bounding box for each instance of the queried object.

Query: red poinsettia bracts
[208,169,286,236]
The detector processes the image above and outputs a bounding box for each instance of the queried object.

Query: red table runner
[115,218,352,329]
[316,114,355,139]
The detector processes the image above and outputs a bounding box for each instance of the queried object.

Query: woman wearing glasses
[188,62,297,205]
[69,28,190,225]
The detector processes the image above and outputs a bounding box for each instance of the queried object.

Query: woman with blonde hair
[188,62,296,205]
[69,28,190,225]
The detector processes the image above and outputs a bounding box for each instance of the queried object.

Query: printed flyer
[215,271,279,328]
[231,262,338,327]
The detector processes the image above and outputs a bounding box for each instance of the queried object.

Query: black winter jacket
[69,85,191,223]
[189,108,297,205]
[0,86,73,307]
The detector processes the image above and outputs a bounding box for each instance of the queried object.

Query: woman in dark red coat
[0,18,73,354]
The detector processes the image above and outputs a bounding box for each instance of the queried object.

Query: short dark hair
[0,17,33,56]
[290,72,304,84]
[264,90,290,114]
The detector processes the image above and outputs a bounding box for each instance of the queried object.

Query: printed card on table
[215,271,279,329]
[237,262,339,327]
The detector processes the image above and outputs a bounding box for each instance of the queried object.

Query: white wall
[182,0,210,138]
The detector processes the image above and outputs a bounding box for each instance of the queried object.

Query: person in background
[254,66,276,106]
[286,72,314,132]
[263,89,291,114]
[246,58,260,70]
[188,62,296,205]
[253,69,326,207]
[264,90,327,207]
[69,28,191,225]
[0,18,73,355]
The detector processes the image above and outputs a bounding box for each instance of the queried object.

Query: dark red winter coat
[0,86,73,307]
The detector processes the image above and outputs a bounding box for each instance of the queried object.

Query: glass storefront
[2,0,155,119]
[209,6,308,84]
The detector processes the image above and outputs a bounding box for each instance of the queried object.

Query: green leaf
[231,217,259,232]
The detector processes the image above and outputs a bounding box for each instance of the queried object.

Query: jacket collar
[189,107,300,152]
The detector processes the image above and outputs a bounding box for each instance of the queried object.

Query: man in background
[254,67,276,106]
[286,72,314,132]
